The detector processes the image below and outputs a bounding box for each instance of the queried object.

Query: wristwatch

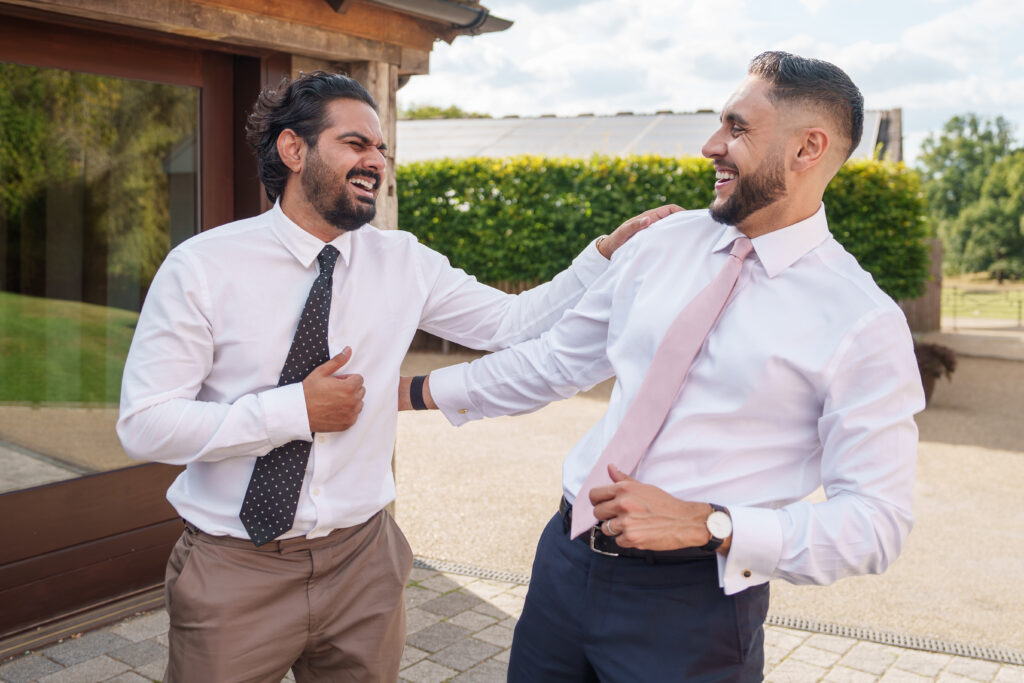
[701,503,732,552]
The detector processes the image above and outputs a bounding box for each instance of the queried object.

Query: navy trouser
[507,512,769,682]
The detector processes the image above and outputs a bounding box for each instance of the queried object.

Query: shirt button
[313,488,321,496]
[458,409,468,414]
[317,435,326,444]
[743,570,752,578]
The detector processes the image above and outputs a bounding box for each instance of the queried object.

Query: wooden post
[347,60,399,231]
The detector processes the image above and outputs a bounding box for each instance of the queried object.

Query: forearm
[117,383,310,465]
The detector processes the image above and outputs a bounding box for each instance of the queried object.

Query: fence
[941,287,1024,329]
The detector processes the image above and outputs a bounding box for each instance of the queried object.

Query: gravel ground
[395,350,1024,654]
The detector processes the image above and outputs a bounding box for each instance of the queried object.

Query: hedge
[397,155,930,301]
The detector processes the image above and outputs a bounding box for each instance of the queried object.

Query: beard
[709,149,787,227]
[300,145,377,232]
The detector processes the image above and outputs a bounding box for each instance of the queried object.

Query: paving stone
[806,633,860,655]
[764,626,810,653]
[472,602,513,620]
[790,643,843,668]
[880,669,933,682]
[405,622,473,653]
[36,655,129,683]
[763,643,789,669]
[945,657,1001,681]
[936,673,983,683]
[507,585,530,598]
[283,668,296,681]
[419,575,468,594]
[893,650,954,677]
[824,665,882,682]
[420,590,485,617]
[994,666,1024,683]
[461,580,508,600]
[839,641,903,675]
[107,612,169,643]
[428,637,501,672]
[765,657,828,682]
[400,645,430,670]
[0,654,64,683]
[132,659,166,681]
[448,610,498,632]
[41,632,133,667]
[154,634,169,648]
[406,607,444,635]
[492,648,511,664]
[108,640,168,667]
[498,616,518,630]
[484,593,524,616]
[408,567,440,583]
[474,625,514,649]
[451,658,508,682]
[399,659,459,683]
[405,585,442,609]
[104,674,154,683]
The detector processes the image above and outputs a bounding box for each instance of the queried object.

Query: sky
[397,0,1024,164]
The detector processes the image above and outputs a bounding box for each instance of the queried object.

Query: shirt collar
[270,201,354,269]
[711,203,830,278]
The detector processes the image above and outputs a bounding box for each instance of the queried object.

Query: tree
[917,114,1018,274]
[399,103,491,120]
[948,150,1024,278]
[917,114,1016,221]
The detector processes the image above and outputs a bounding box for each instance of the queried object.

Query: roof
[396,110,888,163]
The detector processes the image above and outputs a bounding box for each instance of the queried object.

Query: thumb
[608,464,635,483]
[315,346,352,376]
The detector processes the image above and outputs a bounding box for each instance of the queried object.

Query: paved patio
[2,560,1023,683]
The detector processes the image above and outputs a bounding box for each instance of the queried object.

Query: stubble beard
[709,150,787,227]
[301,145,377,232]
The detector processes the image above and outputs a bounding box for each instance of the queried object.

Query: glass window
[0,61,198,493]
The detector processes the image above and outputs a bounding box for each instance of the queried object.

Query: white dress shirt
[430,206,925,595]
[117,202,610,540]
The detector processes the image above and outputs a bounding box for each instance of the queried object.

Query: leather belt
[559,496,715,563]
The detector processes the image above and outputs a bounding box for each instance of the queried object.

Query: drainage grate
[413,557,530,586]
[414,556,1024,667]
[767,614,1024,667]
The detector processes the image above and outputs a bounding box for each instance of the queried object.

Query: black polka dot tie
[240,245,339,546]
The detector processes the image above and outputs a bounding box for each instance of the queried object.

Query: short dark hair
[245,71,377,202]
[748,51,863,160]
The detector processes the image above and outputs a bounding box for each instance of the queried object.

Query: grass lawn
[0,291,139,404]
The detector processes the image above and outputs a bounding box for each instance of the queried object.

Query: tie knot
[317,245,339,273]
[729,237,753,261]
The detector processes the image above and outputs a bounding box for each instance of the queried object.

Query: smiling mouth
[348,174,379,202]
[715,169,738,189]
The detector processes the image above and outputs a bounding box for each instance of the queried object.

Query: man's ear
[277,129,305,174]
[792,127,830,172]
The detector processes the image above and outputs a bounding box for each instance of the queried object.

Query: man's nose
[701,131,726,159]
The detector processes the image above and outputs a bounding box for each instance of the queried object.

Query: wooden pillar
[347,60,399,231]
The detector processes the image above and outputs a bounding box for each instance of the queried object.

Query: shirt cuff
[571,237,611,287]
[258,383,312,446]
[719,505,783,595]
[429,363,478,426]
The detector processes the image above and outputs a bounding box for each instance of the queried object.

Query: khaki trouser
[164,510,413,683]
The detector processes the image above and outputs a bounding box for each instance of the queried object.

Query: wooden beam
[4,0,410,63]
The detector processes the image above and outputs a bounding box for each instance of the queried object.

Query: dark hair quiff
[245,71,378,202]
[748,51,864,160]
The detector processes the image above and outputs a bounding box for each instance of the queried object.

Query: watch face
[707,510,732,539]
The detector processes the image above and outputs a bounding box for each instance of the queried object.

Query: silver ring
[602,520,618,537]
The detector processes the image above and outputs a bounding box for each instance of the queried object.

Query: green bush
[398,155,930,301]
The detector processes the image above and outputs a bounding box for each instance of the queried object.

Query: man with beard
[116,71,679,682]
[404,51,924,680]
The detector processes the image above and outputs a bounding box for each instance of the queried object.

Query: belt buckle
[589,526,619,557]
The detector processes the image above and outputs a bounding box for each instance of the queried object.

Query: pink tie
[570,236,754,538]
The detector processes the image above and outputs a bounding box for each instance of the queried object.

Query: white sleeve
[116,250,311,465]
[721,310,924,594]
[416,237,610,351]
